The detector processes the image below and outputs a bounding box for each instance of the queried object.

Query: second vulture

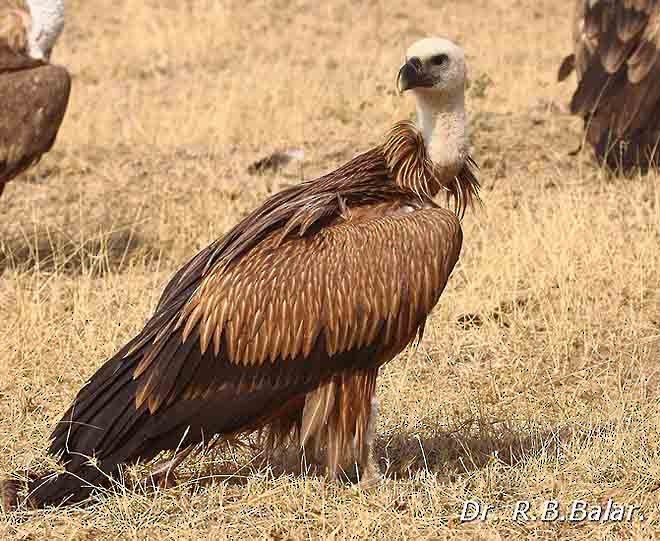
[559,0,660,171]
[0,0,70,198]
[2,37,479,510]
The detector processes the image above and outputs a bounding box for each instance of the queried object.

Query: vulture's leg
[301,368,381,486]
[148,445,194,489]
[340,369,381,488]
[300,381,336,474]
[356,396,381,489]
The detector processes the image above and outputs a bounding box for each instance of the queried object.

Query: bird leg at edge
[356,396,382,490]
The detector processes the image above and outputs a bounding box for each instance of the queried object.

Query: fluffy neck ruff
[383,88,478,217]
[26,0,64,60]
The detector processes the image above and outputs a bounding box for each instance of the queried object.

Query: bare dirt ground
[1,0,660,539]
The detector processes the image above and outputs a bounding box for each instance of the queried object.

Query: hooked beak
[396,57,433,94]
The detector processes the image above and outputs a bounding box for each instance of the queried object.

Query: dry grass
[1,0,660,538]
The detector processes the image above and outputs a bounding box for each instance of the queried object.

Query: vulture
[1,37,479,510]
[0,0,70,198]
[558,0,660,171]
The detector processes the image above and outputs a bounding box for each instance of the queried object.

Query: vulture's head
[397,38,466,98]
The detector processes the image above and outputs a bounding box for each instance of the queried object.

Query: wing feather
[131,205,462,416]
[565,0,660,168]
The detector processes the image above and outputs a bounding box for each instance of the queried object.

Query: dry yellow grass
[1,0,660,538]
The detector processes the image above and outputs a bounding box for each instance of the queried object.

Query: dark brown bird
[0,0,70,198]
[2,37,479,510]
[558,0,660,171]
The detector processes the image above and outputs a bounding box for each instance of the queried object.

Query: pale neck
[26,0,65,60]
[414,89,467,170]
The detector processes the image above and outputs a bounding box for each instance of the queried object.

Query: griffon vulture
[558,0,660,171]
[0,0,70,198]
[1,37,479,510]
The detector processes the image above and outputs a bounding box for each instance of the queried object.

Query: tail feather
[48,356,138,456]
[28,463,110,507]
[29,351,321,508]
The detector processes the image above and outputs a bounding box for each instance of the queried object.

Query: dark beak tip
[397,62,417,94]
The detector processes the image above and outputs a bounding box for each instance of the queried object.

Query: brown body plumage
[4,38,479,510]
[0,0,70,197]
[559,0,660,171]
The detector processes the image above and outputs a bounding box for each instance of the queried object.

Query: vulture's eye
[430,54,449,67]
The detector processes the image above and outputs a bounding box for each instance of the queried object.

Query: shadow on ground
[377,422,573,479]
[0,229,157,277]
[132,421,575,495]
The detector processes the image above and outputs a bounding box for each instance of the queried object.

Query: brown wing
[0,62,70,196]
[48,203,462,466]
[139,204,462,408]
[567,0,660,166]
